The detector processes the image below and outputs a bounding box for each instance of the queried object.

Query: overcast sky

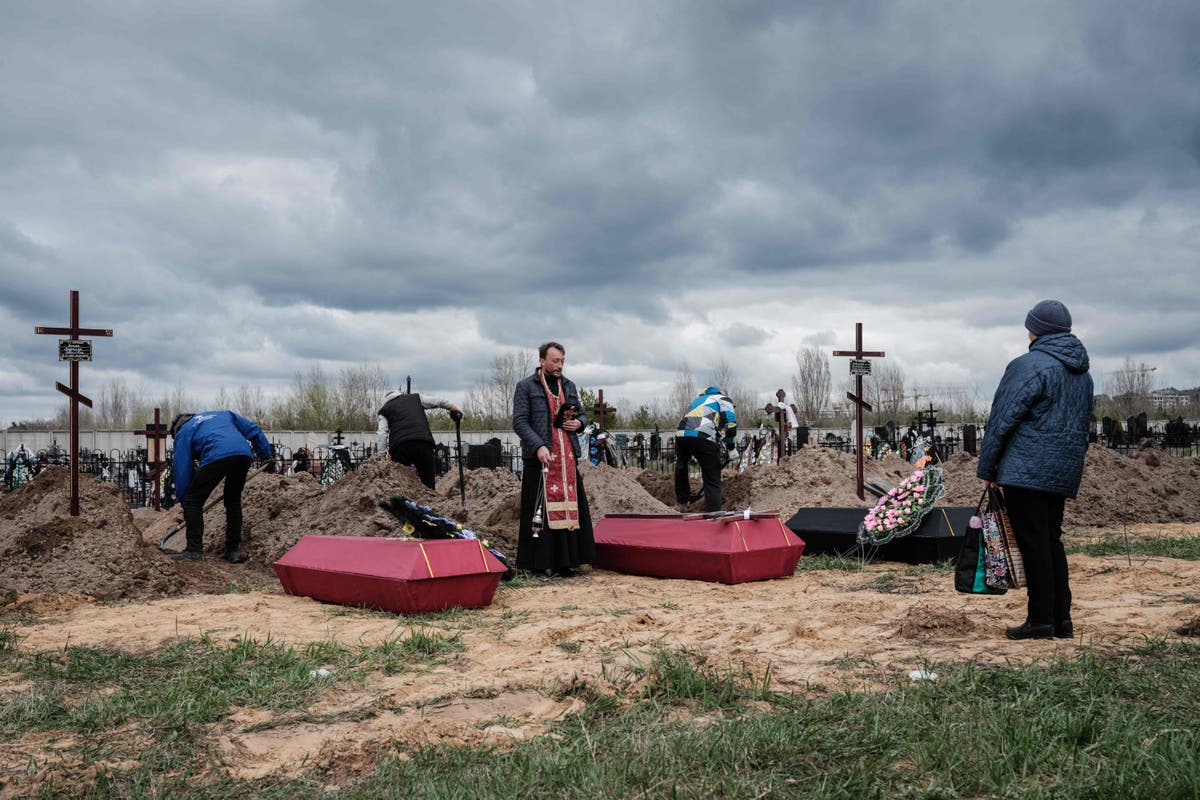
[3,1,1199,426]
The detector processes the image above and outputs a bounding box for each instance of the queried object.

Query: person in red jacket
[169,411,274,563]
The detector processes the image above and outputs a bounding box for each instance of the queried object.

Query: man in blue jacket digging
[978,300,1094,641]
[169,411,275,563]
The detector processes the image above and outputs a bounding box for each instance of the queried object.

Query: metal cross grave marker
[34,290,114,516]
[833,322,884,500]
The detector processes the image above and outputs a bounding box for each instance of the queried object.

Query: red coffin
[593,515,805,584]
[273,536,506,615]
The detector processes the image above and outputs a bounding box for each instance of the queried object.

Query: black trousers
[674,436,723,512]
[390,440,437,489]
[1004,486,1072,626]
[182,455,251,553]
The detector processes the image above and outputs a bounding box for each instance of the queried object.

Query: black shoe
[1054,620,1074,639]
[223,549,247,564]
[1005,621,1054,640]
[554,567,576,578]
[169,549,203,562]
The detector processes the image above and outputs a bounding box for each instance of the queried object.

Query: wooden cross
[134,408,169,511]
[34,290,114,516]
[833,322,885,500]
[590,389,617,433]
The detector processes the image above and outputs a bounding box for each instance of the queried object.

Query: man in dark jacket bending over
[978,300,1094,641]
[170,411,275,563]
[377,389,461,489]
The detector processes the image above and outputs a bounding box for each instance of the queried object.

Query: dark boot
[223,548,247,564]
[1054,619,1074,639]
[1005,621,1054,640]
[169,549,203,562]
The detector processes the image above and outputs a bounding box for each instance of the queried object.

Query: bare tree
[336,364,391,429]
[708,357,759,427]
[1106,356,1155,418]
[464,350,534,428]
[873,363,906,423]
[669,361,697,417]
[791,346,831,423]
[97,377,133,428]
[233,384,269,421]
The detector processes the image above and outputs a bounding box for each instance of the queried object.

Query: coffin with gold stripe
[273,536,506,614]
[593,513,804,584]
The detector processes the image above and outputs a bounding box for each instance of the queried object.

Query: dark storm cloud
[3,1,1200,422]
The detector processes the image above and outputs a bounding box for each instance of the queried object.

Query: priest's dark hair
[539,341,565,359]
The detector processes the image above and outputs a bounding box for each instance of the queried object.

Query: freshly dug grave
[434,467,523,555]
[0,467,186,599]
[939,446,1200,527]
[643,444,1200,528]
[638,448,911,512]
[164,458,672,575]
[191,456,441,566]
[462,462,674,552]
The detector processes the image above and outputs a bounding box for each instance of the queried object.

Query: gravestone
[962,424,977,455]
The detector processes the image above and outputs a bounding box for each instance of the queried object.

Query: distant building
[1149,388,1197,410]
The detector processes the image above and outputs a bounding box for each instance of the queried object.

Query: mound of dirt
[194,456,440,566]
[434,468,523,554]
[577,462,674,518]
[0,467,186,599]
[939,447,1200,528]
[895,605,975,639]
[644,444,1200,529]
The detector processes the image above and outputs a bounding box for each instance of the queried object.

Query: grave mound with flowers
[857,467,947,546]
[785,466,971,563]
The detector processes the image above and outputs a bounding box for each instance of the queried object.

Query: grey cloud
[720,323,771,348]
[3,2,1200,422]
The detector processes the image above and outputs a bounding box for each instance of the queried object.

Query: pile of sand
[431,463,673,555]
[163,457,674,573]
[193,456,440,565]
[642,445,1200,528]
[940,446,1200,527]
[577,462,675,518]
[0,467,185,599]
[433,468,523,554]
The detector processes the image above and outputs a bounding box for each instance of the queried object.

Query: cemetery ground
[1,453,1199,797]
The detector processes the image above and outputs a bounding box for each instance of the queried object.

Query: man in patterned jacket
[674,386,738,513]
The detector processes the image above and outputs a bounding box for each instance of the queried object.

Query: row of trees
[10,350,999,433]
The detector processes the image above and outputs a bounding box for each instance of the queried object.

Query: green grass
[1066,534,1200,560]
[795,553,865,572]
[0,627,464,788]
[0,626,22,653]
[7,635,1200,798]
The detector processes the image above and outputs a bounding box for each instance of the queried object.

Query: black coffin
[785,506,975,564]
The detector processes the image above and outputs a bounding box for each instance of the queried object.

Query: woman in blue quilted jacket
[977,300,1094,641]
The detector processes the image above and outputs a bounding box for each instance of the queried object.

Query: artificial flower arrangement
[857,466,946,546]
[378,495,513,579]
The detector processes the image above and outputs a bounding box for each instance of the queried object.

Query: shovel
[455,416,466,516]
[156,465,271,550]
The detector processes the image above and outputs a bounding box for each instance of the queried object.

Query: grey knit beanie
[1025,299,1072,336]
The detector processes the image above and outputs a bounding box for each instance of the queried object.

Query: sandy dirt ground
[4,522,1199,786]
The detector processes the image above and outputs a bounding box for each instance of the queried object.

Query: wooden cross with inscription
[590,389,617,433]
[134,408,169,511]
[34,290,114,516]
[833,322,884,500]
